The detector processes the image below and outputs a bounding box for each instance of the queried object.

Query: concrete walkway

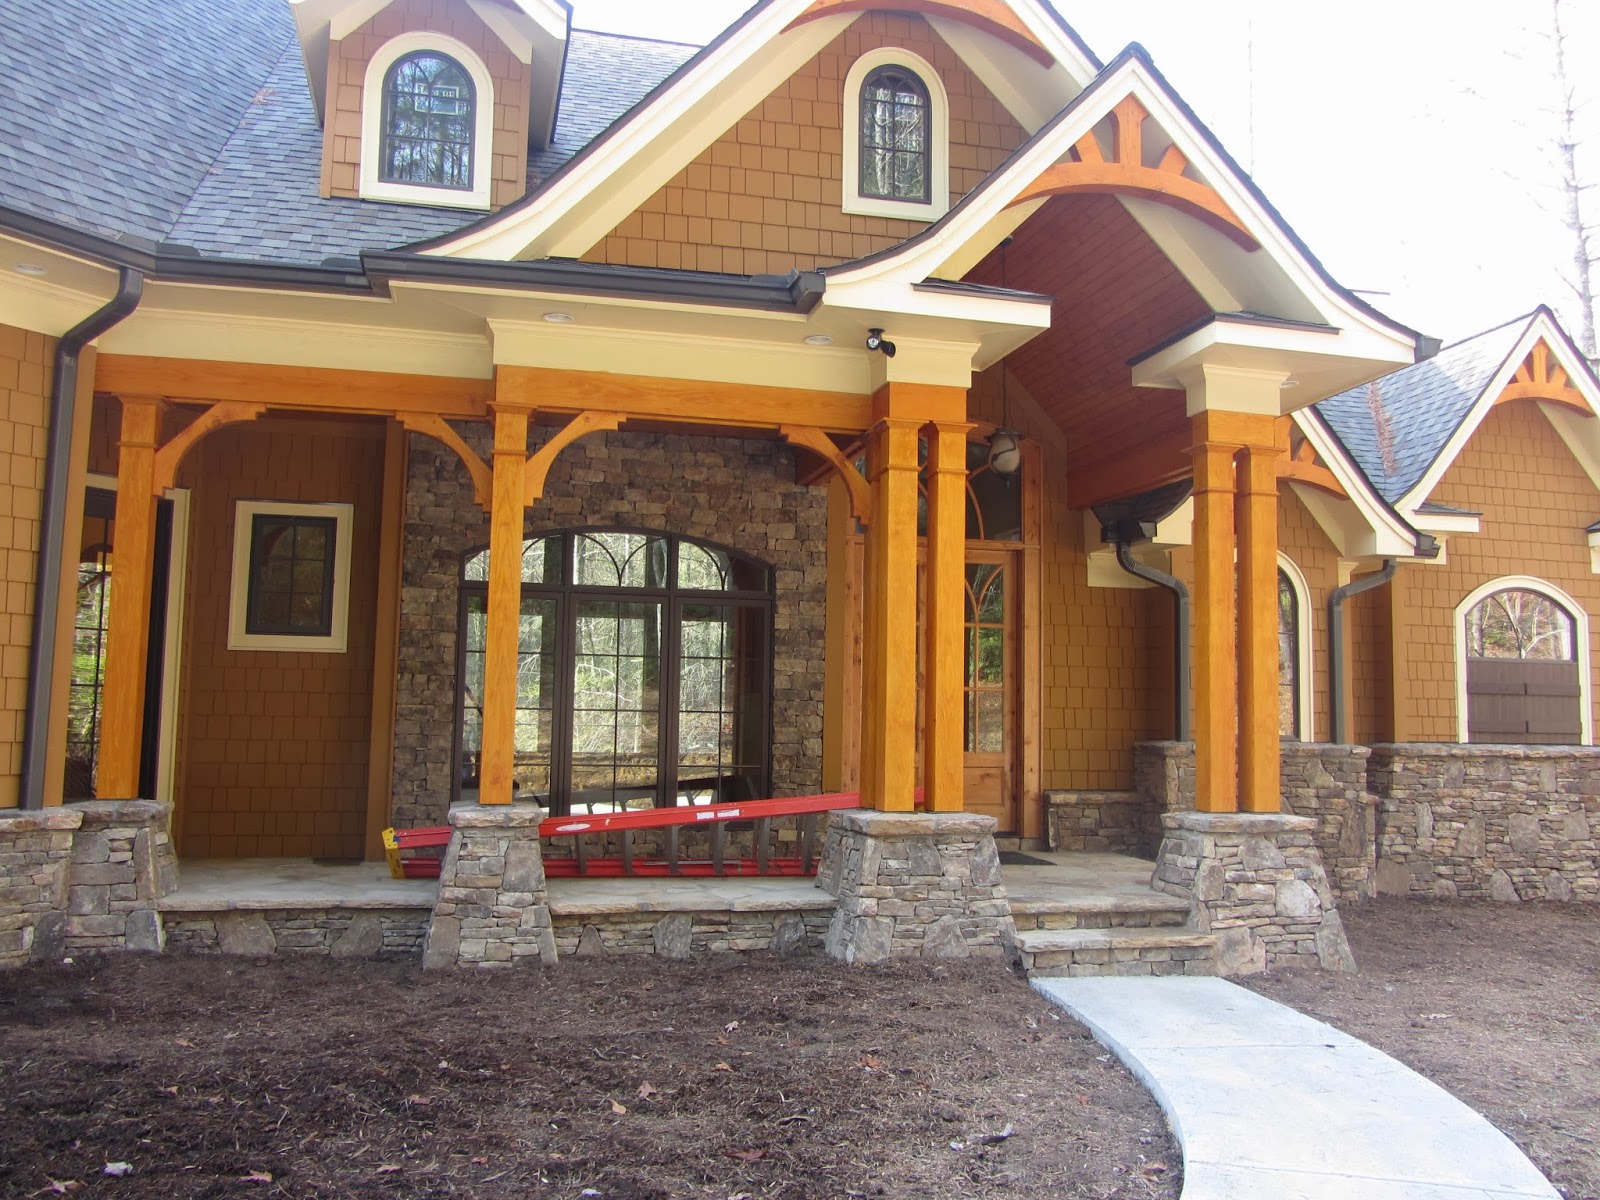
[1034,977,1560,1200]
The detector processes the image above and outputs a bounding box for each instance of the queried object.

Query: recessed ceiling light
[1280,379,1300,389]
[804,334,833,346]
[13,263,48,277]
[542,311,574,324]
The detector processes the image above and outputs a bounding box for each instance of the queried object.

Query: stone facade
[818,810,1016,963]
[393,427,829,829]
[1153,811,1355,975]
[1044,790,1158,856]
[423,803,557,969]
[0,807,80,966]
[554,909,830,958]
[63,800,179,953]
[164,910,430,957]
[1370,744,1600,902]
[1131,741,1376,903]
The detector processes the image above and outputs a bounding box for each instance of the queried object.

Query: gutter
[18,267,144,809]
[1112,538,1192,742]
[1328,559,1397,746]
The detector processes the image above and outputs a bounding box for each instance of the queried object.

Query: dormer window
[361,32,495,210]
[842,49,950,222]
[381,52,475,190]
[859,67,930,204]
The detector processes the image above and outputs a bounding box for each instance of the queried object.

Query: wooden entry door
[962,553,1016,830]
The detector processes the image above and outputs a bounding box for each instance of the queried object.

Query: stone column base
[64,799,177,955]
[818,809,1016,965]
[0,808,83,967]
[424,803,557,970]
[1154,811,1354,976]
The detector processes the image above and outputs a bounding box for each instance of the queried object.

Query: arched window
[859,66,931,204]
[456,530,774,815]
[1458,579,1589,744]
[380,51,475,190]
[1276,555,1313,741]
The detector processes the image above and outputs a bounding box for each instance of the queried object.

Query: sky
[565,1,1600,347]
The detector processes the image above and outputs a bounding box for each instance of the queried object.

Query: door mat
[998,851,1054,867]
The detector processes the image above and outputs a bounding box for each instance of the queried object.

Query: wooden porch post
[479,402,531,806]
[1237,437,1285,812]
[1189,415,1238,813]
[923,420,971,811]
[859,416,921,811]
[97,396,163,799]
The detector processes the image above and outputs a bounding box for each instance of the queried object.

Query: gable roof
[1315,308,1600,507]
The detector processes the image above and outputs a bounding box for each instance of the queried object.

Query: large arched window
[1457,578,1590,744]
[1277,556,1313,741]
[456,530,775,815]
[842,48,950,221]
[380,51,475,189]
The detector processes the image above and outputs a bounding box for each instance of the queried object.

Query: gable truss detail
[1498,339,1594,416]
[1005,95,1259,250]
[785,0,1053,65]
[1278,422,1346,498]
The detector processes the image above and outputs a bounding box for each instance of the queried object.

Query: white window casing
[228,500,355,653]
[1278,552,1314,742]
[360,31,495,210]
[842,47,950,222]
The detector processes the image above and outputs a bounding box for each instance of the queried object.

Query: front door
[962,553,1015,830]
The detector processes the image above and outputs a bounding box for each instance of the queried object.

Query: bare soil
[0,954,1180,1200]
[1247,900,1600,1200]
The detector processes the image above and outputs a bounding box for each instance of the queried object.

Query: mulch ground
[0,953,1180,1200]
[1247,899,1600,1200]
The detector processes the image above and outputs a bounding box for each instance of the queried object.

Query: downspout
[1328,558,1397,746]
[18,267,144,808]
[1113,539,1192,742]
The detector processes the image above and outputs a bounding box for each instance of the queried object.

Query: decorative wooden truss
[1278,423,1346,498]
[1498,339,1594,416]
[1009,96,1259,250]
[785,0,1053,65]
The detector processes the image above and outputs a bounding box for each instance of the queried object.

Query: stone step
[1009,891,1190,931]
[1016,926,1218,978]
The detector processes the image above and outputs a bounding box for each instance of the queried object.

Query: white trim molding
[1452,574,1593,745]
[841,47,951,222]
[360,32,495,210]
[1277,552,1315,742]
[228,500,355,654]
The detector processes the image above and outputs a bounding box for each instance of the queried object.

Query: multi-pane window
[859,66,931,203]
[245,515,337,637]
[456,531,774,815]
[964,563,1007,753]
[380,51,475,190]
[1278,569,1300,740]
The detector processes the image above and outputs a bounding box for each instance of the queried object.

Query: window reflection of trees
[1464,588,1575,660]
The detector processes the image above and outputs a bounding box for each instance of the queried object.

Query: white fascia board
[1292,408,1419,557]
[0,260,121,338]
[329,0,392,40]
[1394,314,1593,512]
[1542,402,1600,495]
[828,54,1418,368]
[1005,0,1102,87]
[422,2,849,261]
[1409,511,1482,535]
[924,15,1081,133]
[467,0,535,61]
[289,0,344,117]
[817,282,1052,374]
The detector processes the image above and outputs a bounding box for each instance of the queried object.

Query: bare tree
[1550,0,1598,366]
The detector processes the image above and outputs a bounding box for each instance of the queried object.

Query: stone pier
[423,803,557,969]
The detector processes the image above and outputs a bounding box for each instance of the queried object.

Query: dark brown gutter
[1328,559,1397,746]
[19,267,144,809]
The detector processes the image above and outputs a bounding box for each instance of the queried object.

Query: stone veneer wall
[1044,790,1160,857]
[1130,742,1376,902]
[0,808,80,965]
[393,427,828,829]
[1369,744,1600,902]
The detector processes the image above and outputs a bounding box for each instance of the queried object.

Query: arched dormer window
[361,33,494,210]
[1456,577,1592,744]
[842,48,950,222]
[381,51,475,190]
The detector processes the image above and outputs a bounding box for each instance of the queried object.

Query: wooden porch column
[479,402,532,806]
[1237,437,1284,812]
[1189,416,1238,813]
[923,421,972,811]
[859,416,922,811]
[97,396,163,799]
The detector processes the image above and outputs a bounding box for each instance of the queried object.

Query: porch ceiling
[964,194,1212,479]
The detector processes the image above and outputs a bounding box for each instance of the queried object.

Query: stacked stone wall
[1370,744,1600,902]
[553,910,829,958]
[64,800,178,953]
[163,910,429,957]
[1044,791,1159,856]
[0,809,80,966]
[424,804,557,969]
[394,428,828,830]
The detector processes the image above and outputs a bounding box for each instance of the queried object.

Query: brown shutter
[1466,659,1582,745]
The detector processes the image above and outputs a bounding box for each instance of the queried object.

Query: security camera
[865,327,897,357]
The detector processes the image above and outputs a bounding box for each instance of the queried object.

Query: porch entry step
[1009,891,1190,930]
[1017,927,1218,979]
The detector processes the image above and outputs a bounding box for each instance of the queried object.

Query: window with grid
[859,66,931,203]
[245,514,338,637]
[380,51,475,190]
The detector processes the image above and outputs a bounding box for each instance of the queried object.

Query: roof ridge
[569,26,704,49]
[1436,309,1540,352]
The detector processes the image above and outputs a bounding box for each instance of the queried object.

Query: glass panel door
[676,603,769,805]
[458,594,558,803]
[570,599,663,814]
[962,555,1015,829]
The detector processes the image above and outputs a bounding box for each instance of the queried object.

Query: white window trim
[228,500,355,654]
[1453,575,1593,745]
[1278,553,1314,743]
[361,31,495,211]
[842,47,950,222]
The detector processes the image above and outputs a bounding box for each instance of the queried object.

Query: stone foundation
[818,810,1016,964]
[1370,744,1600,902]
[424,803,557,969]
[1044,791,1158,856]
[1153,811,1354,976]
[1133,742,1376,902]
[553,909,830,958]
[164,909,431,957]
[64,800,179,954]
[0,807,81,966]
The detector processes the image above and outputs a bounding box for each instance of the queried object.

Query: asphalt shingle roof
[1315,314,1534,503]
[0,3,694,263]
